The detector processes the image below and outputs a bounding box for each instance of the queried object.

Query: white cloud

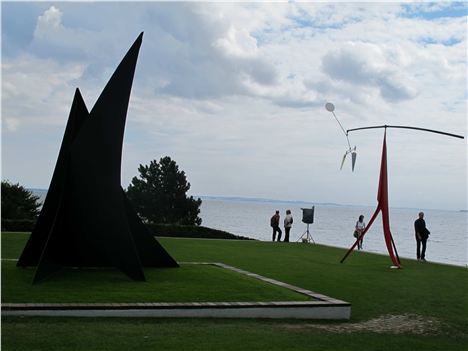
[213,25,258,58]
[2,2,466,210]
[402,2,466,15]
[3,118,21,132]
[34,6,63,38]
[322,42,419,102]
[2,55,86,129]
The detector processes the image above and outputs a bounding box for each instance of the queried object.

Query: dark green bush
[1,219,36,232]
[1,181,40,221]
[0,220,253,241]
[146,223,254,240]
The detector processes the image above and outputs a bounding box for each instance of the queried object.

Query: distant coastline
[195,196,456,212]
[198,195,342,207]
[28,188,342,207]
[28,189,464,213]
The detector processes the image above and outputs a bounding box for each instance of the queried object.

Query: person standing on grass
[354,215,366,250]
[414,211,430,261]
[283,209,293,242]
[270,210,282,242]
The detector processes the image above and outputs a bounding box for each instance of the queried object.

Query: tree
[1,181,41,220]
[126,156,202,225]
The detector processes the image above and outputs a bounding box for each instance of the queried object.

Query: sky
[1,1,467,211]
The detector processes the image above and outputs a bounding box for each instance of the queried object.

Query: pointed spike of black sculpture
[18,88,89,267]
[72,32,144,187]
[67,32,149,281]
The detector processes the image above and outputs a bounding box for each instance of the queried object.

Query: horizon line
[28,188,466,212]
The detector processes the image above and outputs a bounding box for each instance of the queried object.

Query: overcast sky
[2,1,467,210]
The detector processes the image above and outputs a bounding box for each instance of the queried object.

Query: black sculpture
[17,33,179,283]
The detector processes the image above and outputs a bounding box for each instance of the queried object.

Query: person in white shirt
[283,209,293,242]
[354,215,366,250]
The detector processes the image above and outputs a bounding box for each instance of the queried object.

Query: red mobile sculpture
[325,104,464,267]
[341,129,400,267]
[341,126,464,267]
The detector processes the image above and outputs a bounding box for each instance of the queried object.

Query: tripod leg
[308,230,315,244]
[297,230,307,242]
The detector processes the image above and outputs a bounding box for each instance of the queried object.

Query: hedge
[146,223,254,241]
[1,219,254,241]
[1,219,36,232]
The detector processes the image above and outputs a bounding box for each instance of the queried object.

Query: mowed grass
[2,232,468,351]
[2,317,465,351]
[1,261,310,303]
[1,233,309,303]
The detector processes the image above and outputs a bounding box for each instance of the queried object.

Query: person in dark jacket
[414,212,430,261]
[270,210,282,242]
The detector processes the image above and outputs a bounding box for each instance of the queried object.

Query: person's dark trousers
[358,238,363,250]
[272,226,282,241]
[416,236,428,260]
[284,227,291,242]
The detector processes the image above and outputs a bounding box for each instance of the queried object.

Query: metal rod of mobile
[347,125,464,139]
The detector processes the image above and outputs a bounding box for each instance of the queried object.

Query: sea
[30,189,467,267]
[199,197,468,268]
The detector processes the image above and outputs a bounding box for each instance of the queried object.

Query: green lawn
[2,261,310,303]
[2,232,467,351]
